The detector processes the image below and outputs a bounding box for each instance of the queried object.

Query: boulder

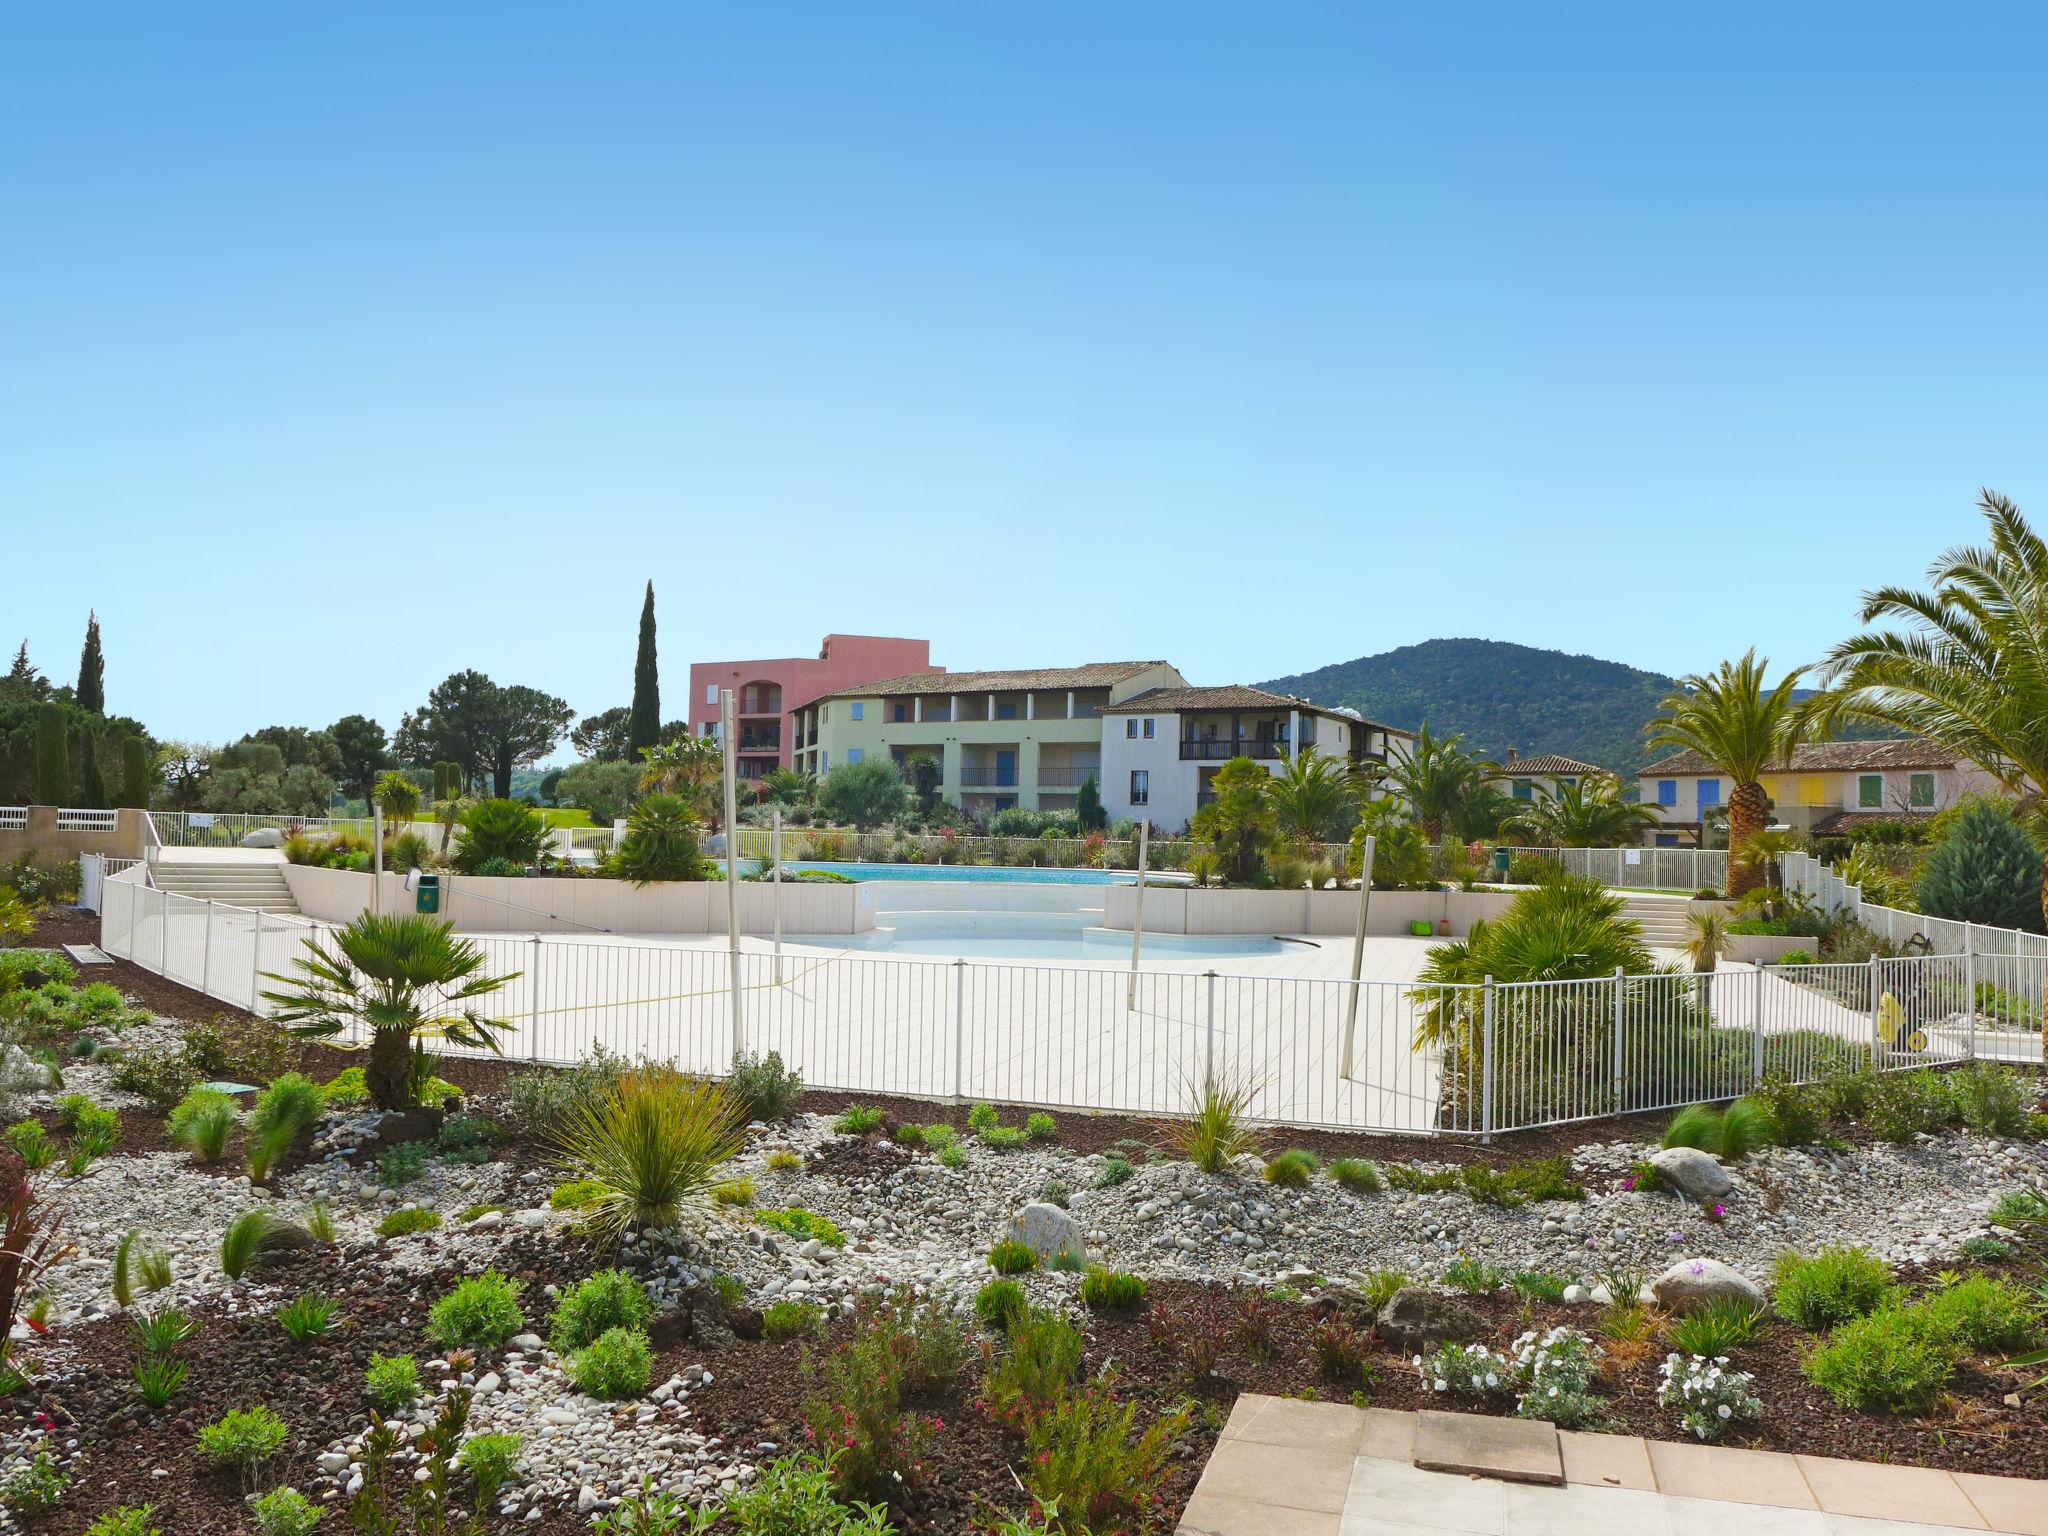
[1005,1201,1085,1265]
[1650,1258,1766,1316]
[1375,1287,1487,1354]
[1649,1146,1734,1202]
[241,828,285,848]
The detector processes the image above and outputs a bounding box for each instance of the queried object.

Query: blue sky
[4,3,2044,754]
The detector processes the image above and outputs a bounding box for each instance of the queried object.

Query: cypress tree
[76,611,105,714]
[627,580,660,756]
[35,702,68,805]
[79,732,108,808]
[120,734,151,809]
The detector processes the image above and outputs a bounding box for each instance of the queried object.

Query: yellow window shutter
[1799,776,1827,805]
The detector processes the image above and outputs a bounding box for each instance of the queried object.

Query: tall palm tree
[1645,651,1808,898]
[1269,748,1361,846]
[263,913,514,1110]
[1384,725,1497,843]
[1506,774,1661,848]
[1810,490,2048,932]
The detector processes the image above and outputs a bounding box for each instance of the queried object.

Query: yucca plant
[263,912,513,1111]
[553,1066,746,1232]
[451,798,547,872]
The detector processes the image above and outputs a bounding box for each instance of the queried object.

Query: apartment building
[1097,686,1411,830]
[1635,739,2003,845]
[687,634,941,780]
[1497,749,1604,803]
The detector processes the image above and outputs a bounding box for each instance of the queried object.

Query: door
[995,750,1016,787]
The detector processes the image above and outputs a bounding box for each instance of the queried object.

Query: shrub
[1330,1157,1381,1192]
[938,1143,967,1170]
[982,1306,1083,1428]
[2,1120,53,1171]
[1918,799,2043,930]
[1020,1377,1187,1533]
[711,1177,755,1207]
[1657,1353,1765,1441]
[277,1293,340,1343]
[437,1112,499,1153]
[988,1238,1038,1274]
[1773,1246,1894,1330]
[569,1325,654,1399]
[1803,1307,1958,1413]
[220,1211,281,1280]
[1865,1070,1956,1143]
[975,1278,1028,1332]
[182,1013,298,1085]
[549,1178,608,1211]
[247,1072,324,1179]
[1947,1063,2029,1136]
[456,1433,523,1495]
[197,1404,290,1471]
[453,799,547,872]
[1025,1111,1057,1142]
[695,1452,894,1535]
[1094,1157,1135,1188]
[1920,1274,2043,1354]
[427,1270,525,1348]
[1508,1269,1572,1304]
[1078,1268,1146,1311]
[377,1142,428,1187]
[134,1354,188,1408]
[376,1208,441,1238]
[1816,1063,1877,1121]
[726,1050,804,1122]
[1169,1076,1259,1173]
[364,1352,421,1410]
[1665,1296,1766,1357]
[1443,1255,1503,1293]
[1263,1148,1319,1188]
[1989,1188,2048,1227]
[1359,1268,1408,1309]
[168,1087,238,1163]
[1506,1326,1606,1427]
[1961,1234,2014,1263]
[1309,1316,1373,1381]
[552,1269,655,1352]
[757,1207,846,1247]
[251,1486,324,1536]
[502,1049,626,1140]
[762,1299,825,1341]
[85,1511,160,1536]
[800,1301,944,1501]
[1750,1074,1825,1145]
[833,1103,884,1135]
[555,1067,746,1233]
[1419,1340,1508,1397]
[108,1043,195,1109]
[0,1447,68,1514]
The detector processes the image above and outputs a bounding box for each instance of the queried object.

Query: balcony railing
[958,768,1020,788]
[1180,738,1287,761]
[1036,767,1099,788]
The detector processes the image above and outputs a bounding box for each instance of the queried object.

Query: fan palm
[1810,490,2048,933]
[1269,749,1360,844]
[263,913,514,1110]
[373,771,421,828]
[1645,651,1808,898]
[638,736,722,796]
[1384,725,1498,843]
[1506,775,1661,848]
[611,792,707,884]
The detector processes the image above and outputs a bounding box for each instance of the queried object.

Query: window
[1858,773,1883,808]
[705,684,718,705]
[1129,770,1149,806]
[1143,718,1155,739]
[846,748,863,764]
[1798,775,1827,806]
[819,751,828,771]
[701,722,717,738]
[1512,781,1534,801]
[850,701,864,721]
[1126,719,1138,738]
[893,703,908,722]
[1697,779,1721,814]
[1656,780,1677,807]
[995,699,1018,720]
[1909,772,1935,808]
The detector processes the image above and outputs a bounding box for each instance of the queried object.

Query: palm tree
[1684,908,1731,974]
[1190,757,1278,885]
[263,913,514,1111]
[373,770,421,829]
[1506,775,1661,848]
[1645,651,1808,899]
[1811,491,2048,932]
[1269,748,1360,846]
[611,792,706,884]
[1384,725,1498,843]
[638,736,722,796]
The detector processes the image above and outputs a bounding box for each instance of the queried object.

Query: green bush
[0,1448,69,1514]
[974,1278,1028,1333]
[1094,1156,1136,1189]
[551,1269,654,1352]
[554,1066,746,1233]
[1749,1074,1825,1145]
[251,1486,323,1536]
[453,799,547,872]
[84,1509,161,1536]
[726,1050,804,1122]
[1025,1112,1058,1142]
[168,1087,239,1162]
[1019,1377,1187,1533]
[1946,1063,2029,1136]
[247,1073,324,1179]
[377,1141,428,1187]
[1989,1188,2048,1226]
[1919,1275,2043,1354]
[1078,1268,1147,1310]
[988,1238,1038,1274]
[427,1270,525,1347]
[1329,1157,1381,1192]
[3,1120,53,1171]
[364,1352,421,1410]
[981,1305,1083,1428]
[1508,1269,1572,1304]
[1665,1295,1766,1356]
[456,1433,523,1496]
[833,1103,884,1135]
[610,793,706,883]
[376,1208,441,1238]
[757,1207,846,1247]
[1960,1235,2014,1263]
[568,1326,653,1399]
[196,1405,290,1470]
[1802,1307,1957,1413]
[1443,1255,1503,1293]
[762,1299,826,1340]
[549,1178,609,1211]
[1918,799,2045,931]
[220,1211,282,1280]
[1865,1070,1956,1143]
[1772,1246,1894,1330]
[277,1293,340,1343]
[1262,1148,1319,1188]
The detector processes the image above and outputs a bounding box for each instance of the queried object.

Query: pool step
[884,907,1101,937]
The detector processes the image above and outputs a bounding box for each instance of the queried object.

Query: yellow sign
[1876,993,1905,1045]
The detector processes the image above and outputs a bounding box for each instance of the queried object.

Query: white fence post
[1868,955,1881,1070]
[1751,961,1764,1084]
[1203,970,1218,1093]
[1481,975,1495,1143]
[250,909,265,1015]
[1962,924,1976,1060]
[157,890,169,976]
[1610,967,1624,1112]
[952,959,967,1105]
[200,900,214,998]
[529,936,542,1063]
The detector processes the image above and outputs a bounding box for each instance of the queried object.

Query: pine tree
[35,702,68,805]
[76,611,105,714]
[2,640,47,702]
[79,732,108,808]
[627,580,660,756]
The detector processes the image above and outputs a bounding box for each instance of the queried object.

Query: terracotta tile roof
[1098,685,1415,737]
[1641,739,1961,776]
[1499,753,1605,777]
[1808,809,1938,837]
[809,661,1166,702]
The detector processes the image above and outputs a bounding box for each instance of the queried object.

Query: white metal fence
[98,868,2034,1137]
[0,806,121,831]
[77,852,145,913]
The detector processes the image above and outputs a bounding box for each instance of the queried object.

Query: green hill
[1260,639,1681,775]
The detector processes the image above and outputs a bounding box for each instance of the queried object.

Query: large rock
[1650,1257,1766,1316]
[241,828,285,848]
[1005,1202,1085,1265]
[1649,1146,1734,1202]
[1375,1287,1487,1354]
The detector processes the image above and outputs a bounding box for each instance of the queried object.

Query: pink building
[687,634,942,780]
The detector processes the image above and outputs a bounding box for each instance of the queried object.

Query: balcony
[1036,766,1099,789]
[1180,738,1288,761]
[959,767,1020,788]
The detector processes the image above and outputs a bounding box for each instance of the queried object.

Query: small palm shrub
[196,1405,290,1471]
[762,1299,825,1340]
[1078,1268,1146,1310]
[988,1238,1038,1275]
[975,1278,1028,1333]
[569,1325,653,1399]
[365,1352,421,1410]
[726,1050,804,1122]
[1803,1307,1958,1413]
[427,1270,524,1348]
[610,793,705,883]
[551,1269,654,1353]
[554,1067,746,1233]
[1773,1247,1894,1330]
[1169,1076,1258,1173]
[376,1208,441,1238]
[168,1087,239,1163]
[277,1293,340,1343]
[1262,1148,1319,1188]
[1330,1157,1381,1192]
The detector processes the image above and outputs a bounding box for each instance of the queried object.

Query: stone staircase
[1617,891,1694,950]
[149,858,302,915]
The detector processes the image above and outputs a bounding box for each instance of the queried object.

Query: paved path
[1180,1396,2044,1536]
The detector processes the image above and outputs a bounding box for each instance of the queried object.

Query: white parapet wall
[280,865,876,936]
[1101,885,1520,937]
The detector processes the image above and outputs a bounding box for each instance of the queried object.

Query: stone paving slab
[1795,1454,1989,1530]
[1413,1410,1564,1486]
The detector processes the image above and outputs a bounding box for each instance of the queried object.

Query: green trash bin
[1493,848,1512,877]
[414,873,441,914]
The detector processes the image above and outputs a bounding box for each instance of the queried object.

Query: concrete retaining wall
[1102,885,1518,937]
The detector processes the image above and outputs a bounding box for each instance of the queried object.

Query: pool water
[783,860,1145,886]
[786,927,1292,962]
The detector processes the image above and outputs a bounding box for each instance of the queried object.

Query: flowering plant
[1414,1342,1507,1397]
[1656,1353,1764,1441]
[1507,1327,1605,1428]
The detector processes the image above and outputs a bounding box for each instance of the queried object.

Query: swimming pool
[783,861,1148,886]
[784,927,1293,962]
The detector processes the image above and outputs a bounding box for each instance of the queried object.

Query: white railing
[98,869,2036,1136]
[77,853,146,913]
[148,811,378,848]
[1781,849,2048,962]
[0,807,25,829]
[0,806,121,831]
[1487,845,1727,892]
